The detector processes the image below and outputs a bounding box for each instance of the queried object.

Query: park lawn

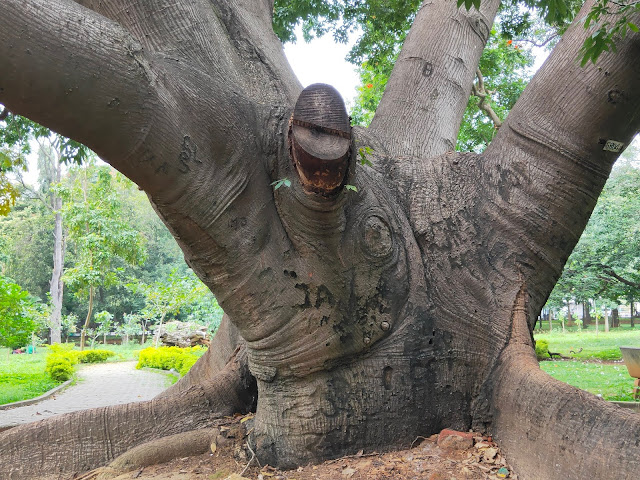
[540,360,637,401]
[0,348,61,405]
[535,325,640,361]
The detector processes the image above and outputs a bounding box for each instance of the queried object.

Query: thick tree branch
[0,0,155,163]
[480,0,640,315]
[69,0,299,106]
[369,0,501,159]
[588,262,640,289]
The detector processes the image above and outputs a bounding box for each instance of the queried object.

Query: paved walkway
[0,361,170,428]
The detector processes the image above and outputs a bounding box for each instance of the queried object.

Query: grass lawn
[0,348,60,405]
[540,360,637,401]
[535,325,640,360]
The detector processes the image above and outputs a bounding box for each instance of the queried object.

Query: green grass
[535,325,640,360]
[0,348,61,405]
[540,360,637,401]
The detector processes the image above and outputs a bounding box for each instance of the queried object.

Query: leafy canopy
[0,275,45,350]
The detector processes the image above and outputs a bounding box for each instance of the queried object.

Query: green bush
[77,349,116,363]
[45,355,75,381]
[591,348,622,361]
[535,339,550,360]
[136,346,203,376]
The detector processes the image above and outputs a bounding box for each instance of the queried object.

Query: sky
[283,29,361,106]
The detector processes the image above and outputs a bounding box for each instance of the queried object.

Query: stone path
[0,361,170,428]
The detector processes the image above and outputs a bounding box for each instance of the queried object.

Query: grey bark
[0,0,639,478]
[49,160,65,345]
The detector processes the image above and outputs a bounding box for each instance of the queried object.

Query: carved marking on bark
[294,283,312,308]
[607,89,625,104]
[423,62,434,77]
[178,135,199,173]
[383,366,393,390]
[315,285,335,308]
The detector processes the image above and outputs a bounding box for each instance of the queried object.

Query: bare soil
[104,415,516,480]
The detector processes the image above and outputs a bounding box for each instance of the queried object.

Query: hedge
[136,346,203,376]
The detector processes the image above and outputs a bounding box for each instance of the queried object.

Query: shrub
[591,348,622,361]
[136,346,203,376]
[45,354,75,381]
[78,349,116,363]
[535,339,550,360]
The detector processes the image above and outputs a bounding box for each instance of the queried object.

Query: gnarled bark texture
[0,0,639,478]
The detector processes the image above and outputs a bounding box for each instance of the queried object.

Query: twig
[326,452,380,464]
[240,441,261,476]
[410,436,428,448]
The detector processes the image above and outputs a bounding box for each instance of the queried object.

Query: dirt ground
[99,415,516,480]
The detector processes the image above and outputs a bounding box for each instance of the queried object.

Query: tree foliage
[0,274,44,350]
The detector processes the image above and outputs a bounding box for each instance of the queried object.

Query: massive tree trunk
[0,0,639,479]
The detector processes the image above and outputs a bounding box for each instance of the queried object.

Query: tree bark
[0,0,639,478]
[583,301,592,328]
[80,285,94,351]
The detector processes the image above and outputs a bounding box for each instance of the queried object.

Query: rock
[437,429,474,450]
[482,447,499,463]
[342,467,357,477]
[154,321,208,347]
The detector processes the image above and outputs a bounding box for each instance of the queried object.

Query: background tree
[58,163,147,349]
[0,1,638,479]
[128,270,208,347]
[0,275,45,352]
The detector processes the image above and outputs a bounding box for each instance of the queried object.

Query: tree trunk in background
[611,308,619,328]
[49,208,64,344]
[80,286,94,351]
[583,302,592,328]
[0,1,639,479]
[48,151,65,345]
[604,307,609,333]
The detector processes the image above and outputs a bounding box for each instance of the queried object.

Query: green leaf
[345,184,358,192]
[628,22,639,33]
[270,178,291,190]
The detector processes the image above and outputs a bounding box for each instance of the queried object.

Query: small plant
[270,178,291,190]
[358,146,373,166]
[535,339,550,360]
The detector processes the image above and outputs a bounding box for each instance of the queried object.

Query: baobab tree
[1,0,639,479]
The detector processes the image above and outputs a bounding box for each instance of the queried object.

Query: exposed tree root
[490,343,640,480]
[76,428,219,480]
[0,346,256,480]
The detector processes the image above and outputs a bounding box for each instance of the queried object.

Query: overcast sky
[283,29,360,106]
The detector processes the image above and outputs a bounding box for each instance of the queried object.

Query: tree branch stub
[289,84,351,195]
